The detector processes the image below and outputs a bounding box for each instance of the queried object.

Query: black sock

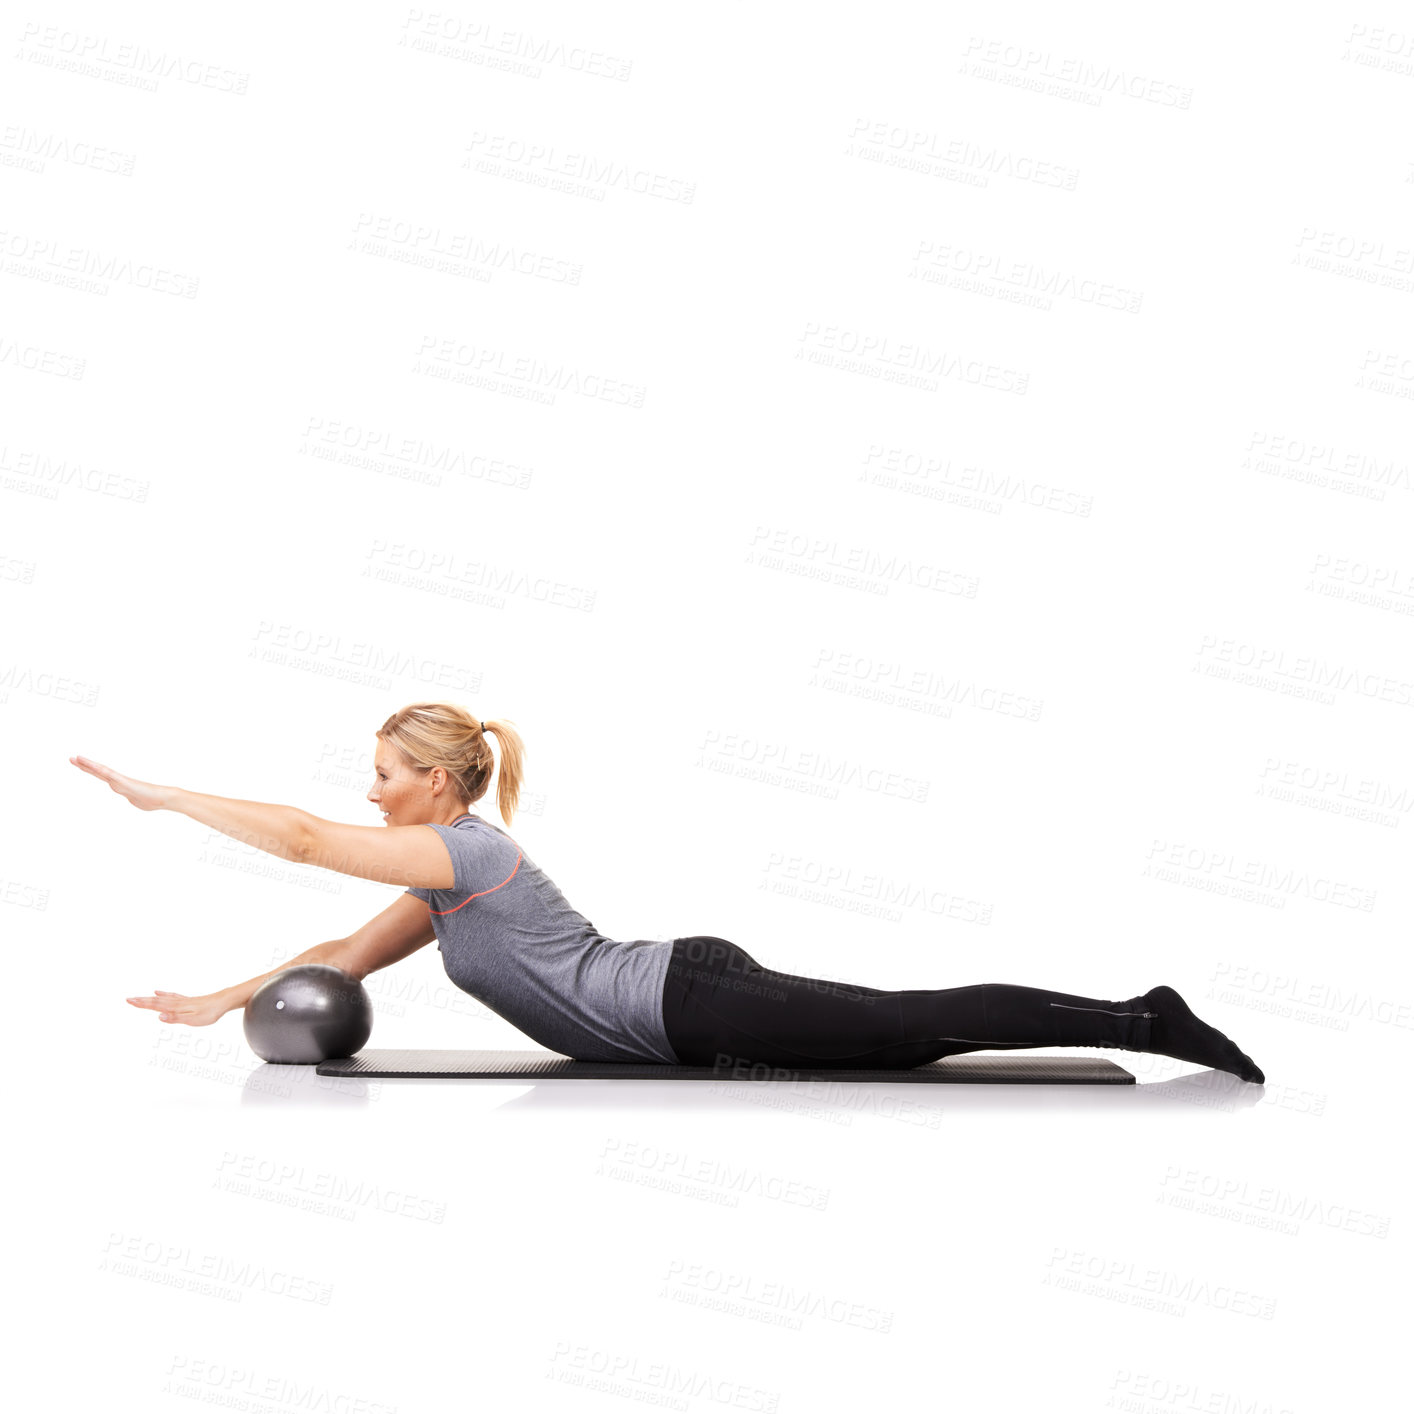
[1137,985,1265,1083]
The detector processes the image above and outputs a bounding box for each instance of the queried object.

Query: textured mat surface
[314,1049,1135,1084]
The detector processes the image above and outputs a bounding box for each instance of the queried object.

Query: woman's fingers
[71,756,129,795]
[126,991,222,1026]
[69,755,169,811]
[69,754,118,784]
[126,996,174,1022]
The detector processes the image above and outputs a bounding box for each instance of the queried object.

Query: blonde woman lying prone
[70,702,1264,1083]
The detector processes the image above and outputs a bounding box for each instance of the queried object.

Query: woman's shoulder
[445,814,526,861]
[419,813,527,899]
[449,813,506,836]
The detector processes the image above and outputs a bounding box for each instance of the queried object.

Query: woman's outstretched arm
[126,939,349,1025]
[68,754,454,888]
[125,895,435,1026]
[170,786,315,861]
[70,754,311,859]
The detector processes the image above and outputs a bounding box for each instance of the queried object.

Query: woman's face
[367,743,455,826]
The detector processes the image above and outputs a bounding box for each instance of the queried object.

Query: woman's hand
[127,991,231,1026]
[69,755,173,812]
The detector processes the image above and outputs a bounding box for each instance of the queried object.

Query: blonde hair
[376,703,525,826]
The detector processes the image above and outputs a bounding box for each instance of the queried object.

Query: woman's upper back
[404,814,676,1063]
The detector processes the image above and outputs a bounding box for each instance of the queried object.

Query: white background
[7,3,1410,1410]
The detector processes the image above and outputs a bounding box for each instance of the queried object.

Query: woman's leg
[661,936,1263,1081]
[662,936,1152,1068]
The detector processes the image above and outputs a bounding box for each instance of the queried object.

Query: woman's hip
[665,935,759,990]
[660,935,906,1068]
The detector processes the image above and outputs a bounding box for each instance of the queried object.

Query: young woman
[71,701,1265,1083]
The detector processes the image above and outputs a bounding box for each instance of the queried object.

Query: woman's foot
[1135,985,1265,1083]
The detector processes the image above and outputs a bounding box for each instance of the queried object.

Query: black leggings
[660,936,1155,1070]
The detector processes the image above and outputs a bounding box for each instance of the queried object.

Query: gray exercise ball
[243,963,373,1064]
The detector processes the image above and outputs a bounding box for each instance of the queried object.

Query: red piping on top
[426,852,522,914]
[415,816,523,915]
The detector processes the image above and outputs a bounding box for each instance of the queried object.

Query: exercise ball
[243,963,373,1064]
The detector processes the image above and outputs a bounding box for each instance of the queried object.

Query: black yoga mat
[314,1049,1136,1084]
